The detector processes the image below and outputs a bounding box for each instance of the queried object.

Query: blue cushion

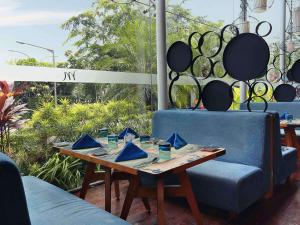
[187,160,264,213]
[152,110,270,170]
[151,110,272,213]
[0,153,31,225]
[240,102,300,119]
[22,176,129,225]
[277,146,297,184]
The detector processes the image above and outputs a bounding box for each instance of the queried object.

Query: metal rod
[16,41,58,106]
[8,50,30,58]
[280,0,287,83]
[240,0,248,103]
[156,0,168,110]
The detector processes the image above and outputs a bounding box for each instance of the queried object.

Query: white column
[280,0,287,81]
[156,0,168,110]
[240,0,248,103]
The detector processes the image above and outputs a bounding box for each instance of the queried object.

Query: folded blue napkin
[166,132,187,149]
[72,134,102,150]
[115,142,148,162]
[280,112,291,120]
[118,127,139,139]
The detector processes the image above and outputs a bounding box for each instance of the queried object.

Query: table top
[54,139,225,176]
[280,119,300,128]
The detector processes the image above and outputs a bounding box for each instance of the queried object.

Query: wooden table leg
[114,180,120,200]
[80,162,96,199]
[120,176,139,220]
[157,178,166,225]
[142,198,151,213]
[103,166,112,212]
[178,171,202,225]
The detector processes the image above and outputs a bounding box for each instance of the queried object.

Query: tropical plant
[31,153,82,190]
[0,81,28,152]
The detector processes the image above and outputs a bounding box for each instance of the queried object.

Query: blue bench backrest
[241,102,300,118]
[0,153,31,225]
[152,110,271,171]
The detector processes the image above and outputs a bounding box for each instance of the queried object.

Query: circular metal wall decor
[190,55,214,79]
[223,33,270,81]
[167,41,192,72]
[198,31,223,58]
[220,24,239,43]
[273,84,296,102]
[168,75,201,110]
[291,59,300,83]
[247,97,268,112]
[255,21,272,37]
[202,80,233,111]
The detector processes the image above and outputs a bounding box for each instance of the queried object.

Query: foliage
[10,99,152,190]
[30,153,82,190]
[0,81,28,152]
[61,0,223,108]
[29,99,152,143]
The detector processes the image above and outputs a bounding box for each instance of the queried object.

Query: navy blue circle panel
[291,59,300,83]
[167,41,193,73]
[274,84,296,102]
[223,33,270,81]
[287,69,294,82]
[202,80,233,111]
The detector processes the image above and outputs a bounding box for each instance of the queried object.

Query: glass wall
[0,0,157,190]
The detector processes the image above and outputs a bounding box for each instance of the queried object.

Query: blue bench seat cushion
[276,146,297,184]
[187,160,264,213]
[22,176,129,225]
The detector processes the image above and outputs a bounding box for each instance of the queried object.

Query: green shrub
[31,153,82,190]
[10,99,152,190]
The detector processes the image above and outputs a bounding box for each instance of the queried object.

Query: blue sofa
[240,103,298,184]
[151,110,273,213]
[0,153,129,225]
[240,102,300,137]
[270,112,297,184]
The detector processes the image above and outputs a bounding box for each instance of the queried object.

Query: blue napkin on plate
[167,132,187,149]
[280,112,291,120]
[72,134,102,150]
[118,127,139,139]
[115,142,148,162]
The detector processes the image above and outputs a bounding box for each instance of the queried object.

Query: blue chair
[151,110,273,213]
[0,153,129,225]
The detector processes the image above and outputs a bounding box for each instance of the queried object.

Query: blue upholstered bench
[240,102,300,137]
[239,103,298,184]
[0,153,129,225]
[151,110,273,213]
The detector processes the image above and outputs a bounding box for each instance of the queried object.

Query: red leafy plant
[0,81,28,152]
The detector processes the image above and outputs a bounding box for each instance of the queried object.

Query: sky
[0,0,287,66]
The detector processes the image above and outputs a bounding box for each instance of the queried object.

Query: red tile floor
[80,166,300,225]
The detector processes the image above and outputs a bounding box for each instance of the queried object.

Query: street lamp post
[16,41,57,106]
[8,50,30,58]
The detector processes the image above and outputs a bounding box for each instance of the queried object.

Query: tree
[62,0,224,109]
[9,58,76,109]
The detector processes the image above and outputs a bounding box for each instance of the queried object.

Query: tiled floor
[82,166,300,225]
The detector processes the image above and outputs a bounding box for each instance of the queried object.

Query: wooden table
[280,120,300,159]
[55,140,225,225]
